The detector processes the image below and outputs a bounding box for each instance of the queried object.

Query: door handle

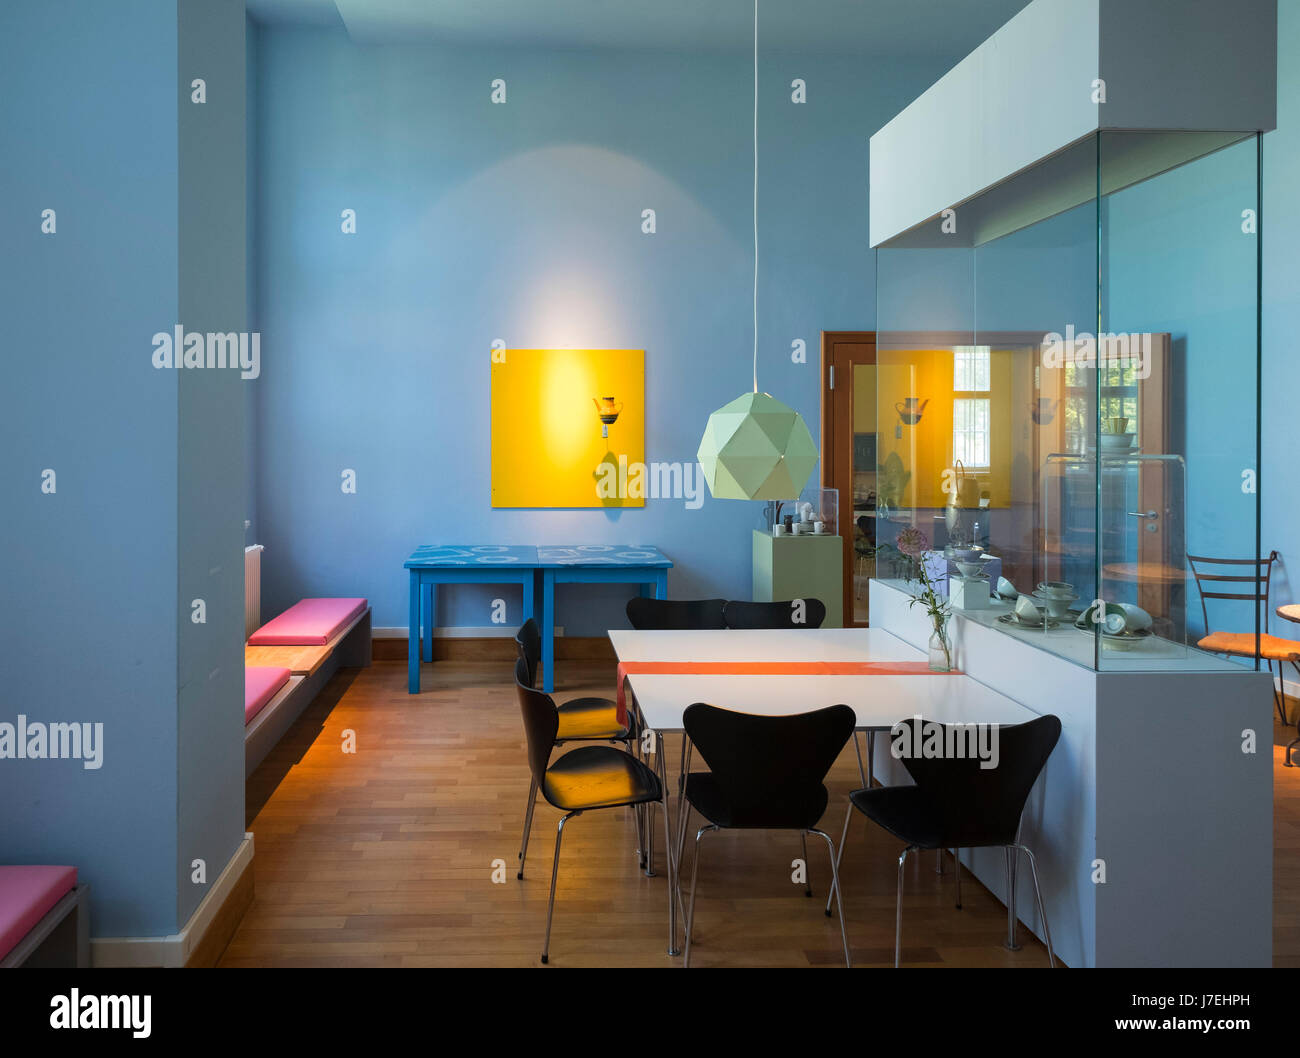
[1126,510,1159,519]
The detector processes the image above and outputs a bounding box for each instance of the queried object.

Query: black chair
[830,714,1061,967]
[718,598,873,788]
[723,598,827,629]
[514,620,644,871]
[680,703,856,967]
[626,597,727,630]
[513,658,668,964]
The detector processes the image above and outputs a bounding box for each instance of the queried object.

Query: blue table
[405,546,538,694]
[404,544,672,694]
[536,546,672,692]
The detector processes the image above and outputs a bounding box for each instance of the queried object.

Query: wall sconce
[593,395,623,438]
[895,397,929,426]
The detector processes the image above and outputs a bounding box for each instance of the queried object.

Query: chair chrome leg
[935,848,944,874]
[1017,845,1056,967]
[953,848,962,909]
[541,812,576,964]
[1003,845,1021,951]
[675,742,694,870]
[1267,660,1285,724]
[663,790,680,956]
[825,799,854,917]
[808,828,851,968]
[853,732,867,787]
[646,801,656,877]
[1287,660,1300,767]
[684,825,718,967]
[517,777,538,879]
[895,846,914,968]
[866,731,875,787]
[676,802,691,882]
[801,831,812,897]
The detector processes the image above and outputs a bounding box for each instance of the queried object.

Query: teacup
[1014,596,1043,624]
[1040,595,1073,620]
[1037,581,1075,598]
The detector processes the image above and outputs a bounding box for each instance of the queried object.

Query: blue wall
[1264,0,1300,619]
[1,0,248,942]
[0,0,182,936]
[249,25,951,634]
[176,0,248,930]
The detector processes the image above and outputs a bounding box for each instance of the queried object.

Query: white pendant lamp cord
[752,0,759,394]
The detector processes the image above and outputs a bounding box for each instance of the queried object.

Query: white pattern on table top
[609,627,1036,732]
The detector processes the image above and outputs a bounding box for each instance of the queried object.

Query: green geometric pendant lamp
[697,0,817,502]
[697,391,817,500]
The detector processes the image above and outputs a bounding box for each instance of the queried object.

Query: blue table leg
[655,570,668,599]
[422,582,434,662]
[523,570,536,627]
[542,570,555,693]
[408,570,420,694]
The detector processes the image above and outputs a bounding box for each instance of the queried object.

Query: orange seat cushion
[1197,631,1300,660]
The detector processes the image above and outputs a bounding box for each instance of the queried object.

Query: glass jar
[928,620,953,673]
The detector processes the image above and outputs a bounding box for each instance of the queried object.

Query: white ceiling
[246,0,1032,56]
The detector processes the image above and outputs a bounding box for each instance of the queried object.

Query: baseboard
[90,833,254,968]
[372,635,616,663]
[373,625,565,639]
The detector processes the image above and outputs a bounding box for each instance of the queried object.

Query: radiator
[244,545,264,639]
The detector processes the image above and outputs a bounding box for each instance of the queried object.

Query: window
[952,346,991,468]
[1063,359,1139,453]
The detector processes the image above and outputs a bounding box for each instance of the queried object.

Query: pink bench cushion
[245,666,291,724]
[0,865,77,961]
[247,598,368,646]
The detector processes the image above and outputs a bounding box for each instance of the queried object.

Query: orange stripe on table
[614,660,960,722]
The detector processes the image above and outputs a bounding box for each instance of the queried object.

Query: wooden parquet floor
[218,658,1300,968]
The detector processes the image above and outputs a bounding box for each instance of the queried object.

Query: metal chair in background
[1189,551,1300,727]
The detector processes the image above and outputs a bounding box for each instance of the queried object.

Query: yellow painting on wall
[491,348,645,508]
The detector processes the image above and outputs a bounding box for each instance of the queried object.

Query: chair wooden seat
[1197,631,1300,661]
[542,745,662,813]
[555,697,632,741]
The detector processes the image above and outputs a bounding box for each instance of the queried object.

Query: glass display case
[874,130,1262,672]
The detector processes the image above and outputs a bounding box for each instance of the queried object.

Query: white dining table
[609,627,1037,733]
[609,626,1038,957]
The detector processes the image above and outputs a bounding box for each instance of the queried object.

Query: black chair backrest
[515,618,541,687]
[513,657,558,784]
[724,598,827,629]
[1188,551,1278,636]
[893,714,1061,847]
[626,597,727,630]
[683,703,856,828]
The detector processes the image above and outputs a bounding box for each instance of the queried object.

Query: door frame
[820,331,876,627]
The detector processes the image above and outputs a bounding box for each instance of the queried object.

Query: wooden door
[820,332,877,626]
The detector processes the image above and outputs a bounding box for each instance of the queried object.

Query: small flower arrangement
[895,527,953,671]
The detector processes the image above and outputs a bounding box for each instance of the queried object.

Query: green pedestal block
[751,530,843,628]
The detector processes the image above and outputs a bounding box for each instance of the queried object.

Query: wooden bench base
[243,609,371,777]
[0,883,89,968]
